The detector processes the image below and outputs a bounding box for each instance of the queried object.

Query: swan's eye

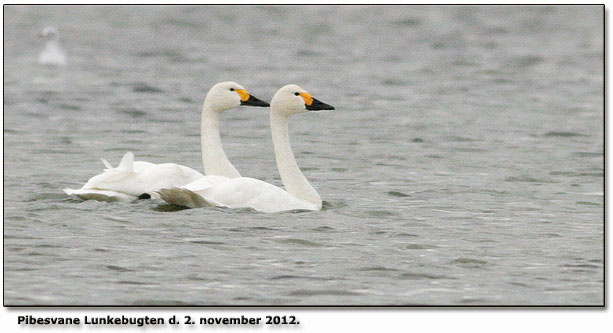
[294,92,300,96]
[230,88,235,91]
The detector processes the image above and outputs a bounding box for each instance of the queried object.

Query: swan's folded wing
[198,177,318,213]
[77,162,202,197]
[80,153,150,193]
[81,168,141,192]
[136,163,205,193]
[182,175,231,193]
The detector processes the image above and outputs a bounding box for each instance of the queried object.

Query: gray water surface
[3,5,603,305]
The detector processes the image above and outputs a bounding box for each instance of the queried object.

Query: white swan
[37,26,67,66]
[64,82,269,202]
[157,84,334,213]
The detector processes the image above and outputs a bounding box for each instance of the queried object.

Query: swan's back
[134,163,204,193]
[198,177,320,213]
[66,153,204,200]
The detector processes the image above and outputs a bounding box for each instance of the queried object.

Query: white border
[1,1,608,332]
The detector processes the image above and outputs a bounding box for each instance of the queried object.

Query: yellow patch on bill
[235,89,250,102]
[299,92,313,105]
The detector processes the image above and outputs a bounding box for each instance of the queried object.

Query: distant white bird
[37,26,67,66]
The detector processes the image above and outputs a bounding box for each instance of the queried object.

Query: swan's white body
[37,26,67,66]
[158,84,334,213]
[64,82,269,202]
[64,152,204,202]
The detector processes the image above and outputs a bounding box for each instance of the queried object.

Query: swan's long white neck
[200,102,241,178]
[270,111,322,208]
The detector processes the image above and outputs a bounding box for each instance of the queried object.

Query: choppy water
[3,5,603,305]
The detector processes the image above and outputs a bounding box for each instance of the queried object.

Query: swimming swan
[157,84,334,213]
[63,82,269,202]
[37,26,67,66]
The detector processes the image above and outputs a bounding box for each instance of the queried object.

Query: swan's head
[271,84,334,116]
[40,26,59,39]
[204,81,269,112]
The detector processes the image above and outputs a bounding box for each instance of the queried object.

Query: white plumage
[37,26,67,66]
[64,152,203,202]
[158,84,334,213]
[64,82,269,202]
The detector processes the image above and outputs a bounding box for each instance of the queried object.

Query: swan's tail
[77,152,140,191]
[156,188,223,209]
[100,158,113,169]
[99,151,134,172]
[115,152,134,172]
[63,188,135,202]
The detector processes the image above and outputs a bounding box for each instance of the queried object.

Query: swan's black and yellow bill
[300,92,335,111]
[236,89,270,107]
